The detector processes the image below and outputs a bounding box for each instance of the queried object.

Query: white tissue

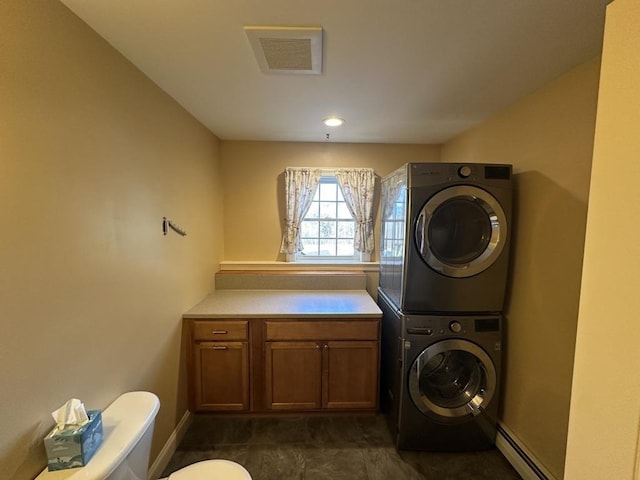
[51,398,89,430]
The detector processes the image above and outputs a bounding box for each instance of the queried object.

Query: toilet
[36,391,252,480]
[163,459,251,479]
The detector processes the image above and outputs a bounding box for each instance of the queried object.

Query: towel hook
[162,217,187,236]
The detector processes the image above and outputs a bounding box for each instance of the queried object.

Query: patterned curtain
[279,167,321,259]
[335,168,376,261]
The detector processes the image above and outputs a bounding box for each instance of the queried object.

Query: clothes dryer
[379,162,513,313]
[378,289,502,451]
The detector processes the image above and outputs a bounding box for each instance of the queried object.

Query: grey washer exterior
[378,289,502,451]
[379,162,513,314]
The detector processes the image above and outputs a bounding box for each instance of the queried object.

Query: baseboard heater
[496,422,557,480]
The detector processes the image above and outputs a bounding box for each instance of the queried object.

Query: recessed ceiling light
[323,117,344,127]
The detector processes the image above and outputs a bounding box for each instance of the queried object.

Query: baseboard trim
[148,409,193,480]
[496,422,557,480]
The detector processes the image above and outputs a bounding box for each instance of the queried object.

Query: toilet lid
[169,459,252,480]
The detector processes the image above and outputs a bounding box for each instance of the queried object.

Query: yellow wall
[0,1,606,479]
[0,2,223,478]
[441,58,601,477]
[220,141,440,262]
[565,1,640,478]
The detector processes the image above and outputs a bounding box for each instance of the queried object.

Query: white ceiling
[60,0,607,144]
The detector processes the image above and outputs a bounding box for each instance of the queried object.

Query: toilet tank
[36,391,160,480]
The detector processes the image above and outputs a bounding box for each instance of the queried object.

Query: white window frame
[295,173,363,263]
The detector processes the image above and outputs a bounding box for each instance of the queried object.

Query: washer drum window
[415,185,507,278]
[408,339,497,420]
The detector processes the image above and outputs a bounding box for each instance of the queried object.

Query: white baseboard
[496,422,557,480]
[148,410,193,480]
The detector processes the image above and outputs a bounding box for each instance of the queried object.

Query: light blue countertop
[183,289,382,319]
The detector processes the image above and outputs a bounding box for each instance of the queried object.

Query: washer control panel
[458,165,472,178]
[405,316,500,337]
[406,327,434,335]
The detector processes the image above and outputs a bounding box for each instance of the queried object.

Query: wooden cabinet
[187,317,380,413]
[189,320,249,411]
[323,340,379,409]
[265,341,323,410]
[264,320,380,411]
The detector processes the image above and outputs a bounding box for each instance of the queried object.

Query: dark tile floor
[162,415,522,480]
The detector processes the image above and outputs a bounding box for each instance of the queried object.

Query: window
[381,186,406,262]
[280,166,376,263]
[298,176,356,259]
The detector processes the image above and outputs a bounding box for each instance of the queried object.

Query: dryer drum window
[428,199,492,264]
[409,339,497,419]
[415,185,507,278]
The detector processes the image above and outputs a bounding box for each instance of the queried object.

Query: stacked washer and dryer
[377,162,513,451]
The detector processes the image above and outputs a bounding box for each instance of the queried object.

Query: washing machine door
[408,339,496,421]
[415,185,507,278]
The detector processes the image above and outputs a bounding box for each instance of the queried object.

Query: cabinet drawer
[192,320,248,341]
[193,341,249,411]
[265,320,379,341]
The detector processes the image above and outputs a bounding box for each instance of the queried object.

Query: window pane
[319,239,336,256]
[382,239,392,257]
[319,220,336,238]
[392,201,404,219]
[301,239,319,256]
[394,221,404,240]
[319,182,337,201]
[337,221,354,238]
[393,240,403,257]
[306,202,320,219]
[301,220,319,237]
[337,203,352,219]
[337,239,355,256]
[319,201,336,219]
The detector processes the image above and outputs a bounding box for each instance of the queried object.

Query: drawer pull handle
[211,330,228,334]
[211,346,228,350]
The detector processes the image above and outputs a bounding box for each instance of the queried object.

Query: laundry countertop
[183,289,382,319]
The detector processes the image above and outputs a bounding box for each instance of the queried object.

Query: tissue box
[44,410,103,471]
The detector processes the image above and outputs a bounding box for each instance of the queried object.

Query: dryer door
[415,185,507,278]
[408,339,496,420]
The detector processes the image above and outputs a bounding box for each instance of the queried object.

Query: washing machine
[379,162,513,314]
[378,289,502,451]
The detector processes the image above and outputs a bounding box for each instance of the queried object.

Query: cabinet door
[324,341,379,409]
[265,341,322,410]
[194,341,249,411]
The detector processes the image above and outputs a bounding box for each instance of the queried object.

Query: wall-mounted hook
[162,217,187,236]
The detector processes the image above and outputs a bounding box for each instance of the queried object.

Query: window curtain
[335,168,376,261]
[279,167,321,260]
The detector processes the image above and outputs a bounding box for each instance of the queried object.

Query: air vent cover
[244,26,323,74]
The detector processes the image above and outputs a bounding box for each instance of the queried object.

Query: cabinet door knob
[211,330,228,334]
[323,344,329,349]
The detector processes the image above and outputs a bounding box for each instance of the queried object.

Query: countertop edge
[182,289,382,319]
[183,312,382,319]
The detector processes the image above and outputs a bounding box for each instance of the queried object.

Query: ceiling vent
[244,26,323,75]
